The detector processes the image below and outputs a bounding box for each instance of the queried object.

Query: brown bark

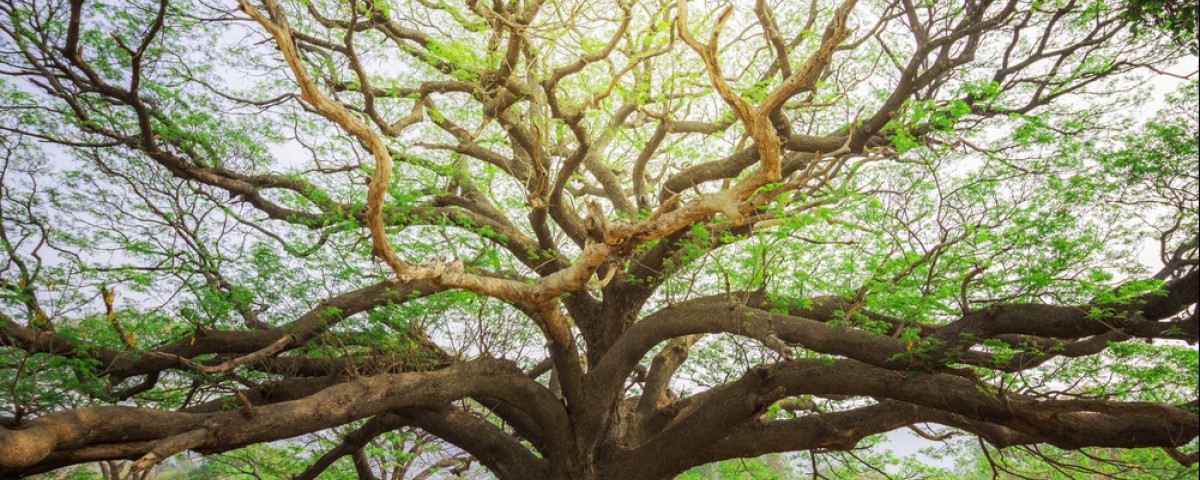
[0,0,1195,479]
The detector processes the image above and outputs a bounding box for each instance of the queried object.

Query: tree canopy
[0,0,1197,479]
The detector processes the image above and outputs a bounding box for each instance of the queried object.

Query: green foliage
[677,454,794,480]
[0,1,1195,479]
[1124,0,1199,53]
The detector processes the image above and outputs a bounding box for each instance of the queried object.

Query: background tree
[0,0,1197,479]
[1123,0,1198,54]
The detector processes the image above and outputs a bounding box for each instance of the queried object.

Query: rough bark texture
[0,0,1196,479]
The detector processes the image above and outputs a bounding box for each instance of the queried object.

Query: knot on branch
[775,397,824,417]
[748,386,788,417]
[129,428,211,474]
[762,332,793,359]
[584,200,609,243]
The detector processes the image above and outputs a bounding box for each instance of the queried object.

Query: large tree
[0,0,1196,479]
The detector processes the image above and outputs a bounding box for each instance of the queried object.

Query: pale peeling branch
[127,428,209,474]
[143,334,293,375]
[758,0,857,115]
[240,0,608,308]
[676,0,856,181]
[237,0,410,278]
[599,1,859,256]
[429,242,610,304]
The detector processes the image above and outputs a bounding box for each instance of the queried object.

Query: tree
[1123,0,1198,54]
[0,0,1196,479]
